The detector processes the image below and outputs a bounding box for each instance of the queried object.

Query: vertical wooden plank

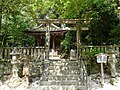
[36,48,38,59]
[34,47,36,59]
[7,47,11,59]
[103,46,105,53]
[5,48,7,60]
[2,47,4,59]
[29,47,32,57]
[104,46,107,53]
[6,48,9,59]
[31,47,34,57]
[27,47,29,55]
[23,47,26,55]
[38,48,41,58]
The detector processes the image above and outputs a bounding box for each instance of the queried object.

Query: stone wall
[0,60,44,81]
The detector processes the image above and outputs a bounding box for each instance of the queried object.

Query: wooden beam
[37,19,86,24]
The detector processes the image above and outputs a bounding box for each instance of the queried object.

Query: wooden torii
[37,19,90,61]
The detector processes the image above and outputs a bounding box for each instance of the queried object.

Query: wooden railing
[81,46,120,57]
[0,47,45,60]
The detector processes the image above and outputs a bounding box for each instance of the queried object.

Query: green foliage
[109,24,120,44]
[61,31,76,53]
[1,13,35,46]
[82,48,104,58]
[82,48,104,74]
[1,0,37,47]
[89,0,119,45]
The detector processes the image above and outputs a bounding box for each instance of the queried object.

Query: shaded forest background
[0,0,120,48]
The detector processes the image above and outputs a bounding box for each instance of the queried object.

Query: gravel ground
[90,73,120,90]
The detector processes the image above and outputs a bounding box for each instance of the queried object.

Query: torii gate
[37,19,90,61]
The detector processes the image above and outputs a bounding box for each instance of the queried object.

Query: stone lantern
[7,47,22,88]
[10,47,20,77]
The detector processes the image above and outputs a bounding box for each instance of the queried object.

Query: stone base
[30,85,88,90]
[0,77,29,90]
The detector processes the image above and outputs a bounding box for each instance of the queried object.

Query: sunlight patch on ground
[91,77,120,90]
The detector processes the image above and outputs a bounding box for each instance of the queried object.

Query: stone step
[38,85,88,90]
[39,80,82,85]
[49,64,78,67]
[49,61,78,66]
[50,59,78,62]
[49,69,80,73]
[48,75,81,80]
[49,70,80,75]
[49,66,79,70]
[48,78,81,81]
[49,59,78,62]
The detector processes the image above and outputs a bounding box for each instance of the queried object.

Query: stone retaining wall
[0,60,43,81]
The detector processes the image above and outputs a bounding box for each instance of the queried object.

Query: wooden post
[96,53,108,88]
[76,22,81,60]
[101,62,104,88]
[44,21,50,81]
[45,22,50,60]
[52,37,55,50]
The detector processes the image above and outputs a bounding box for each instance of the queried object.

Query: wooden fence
[0,47,45,60]
[1,46,120,60]
[81,46,120,57]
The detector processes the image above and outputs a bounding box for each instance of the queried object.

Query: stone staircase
[33,59,89,90]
